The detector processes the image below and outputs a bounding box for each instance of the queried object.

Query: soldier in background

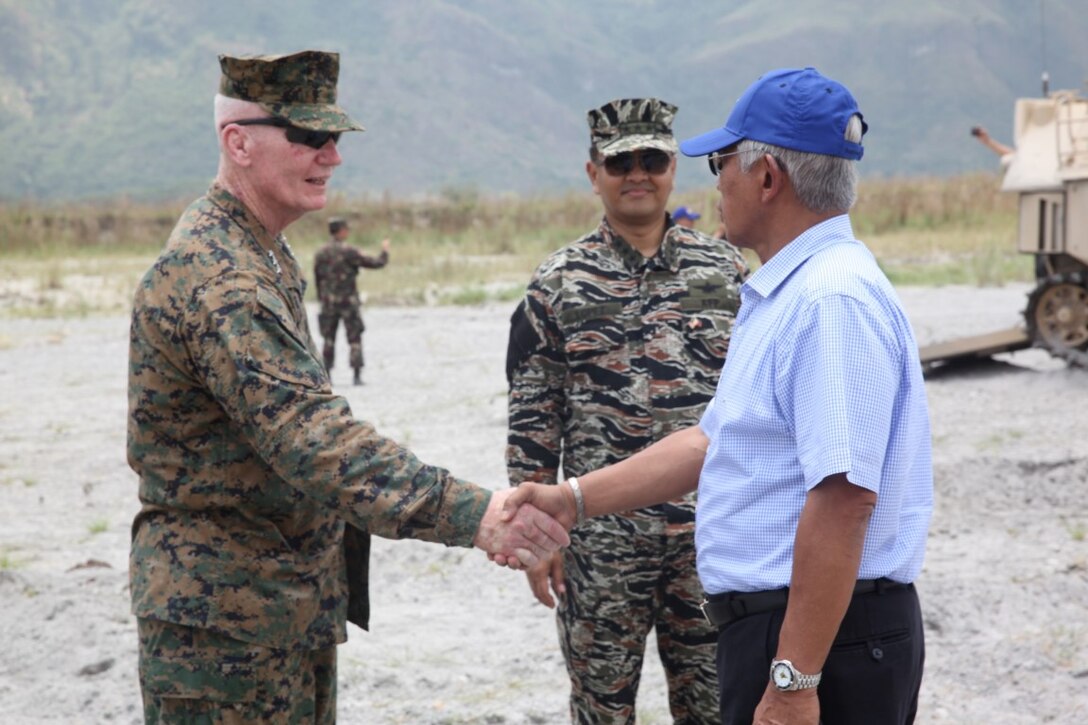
[128,50,568,723]
[505,97,748,723]
[314,217,390,385]
[671,204,701,229]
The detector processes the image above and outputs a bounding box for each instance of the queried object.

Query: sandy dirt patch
[0,284,1086,723]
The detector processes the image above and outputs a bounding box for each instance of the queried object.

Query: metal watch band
[770,659,822,691]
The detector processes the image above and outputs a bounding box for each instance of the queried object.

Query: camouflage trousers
[557,518,719,724]
[318,303,365,371]
[137,618,336,724]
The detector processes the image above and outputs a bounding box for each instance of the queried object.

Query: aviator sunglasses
[600,149,673,177]
[224,117,342,149]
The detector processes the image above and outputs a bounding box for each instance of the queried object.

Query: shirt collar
[744,214,858,299]
[207,182,301,287]
[207,182,283,256]
[599,214,682,273]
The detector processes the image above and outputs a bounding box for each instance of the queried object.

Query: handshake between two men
[480,426,710,569]
[470,486,575,568]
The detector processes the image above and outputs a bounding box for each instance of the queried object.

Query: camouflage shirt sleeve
[187,269,488,544]
[349,247,389,270]
[506,267,566,487]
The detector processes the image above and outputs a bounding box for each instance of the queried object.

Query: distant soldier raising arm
[314,218,390,385]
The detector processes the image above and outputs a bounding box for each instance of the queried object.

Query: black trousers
[715,583,924,724]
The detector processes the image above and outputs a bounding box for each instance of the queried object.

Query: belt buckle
[699,598,714,626]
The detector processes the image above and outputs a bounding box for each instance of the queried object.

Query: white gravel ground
[0,284,1086,724]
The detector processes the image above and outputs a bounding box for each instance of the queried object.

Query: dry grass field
[0,173,1025,319]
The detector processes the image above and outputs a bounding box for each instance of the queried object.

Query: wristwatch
[769,659,822,691]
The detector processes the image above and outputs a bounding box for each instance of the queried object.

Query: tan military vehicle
[920,88,1088,369]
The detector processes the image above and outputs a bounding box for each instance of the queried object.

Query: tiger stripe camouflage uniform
[507,214,748,723]
[314,234,388,374]
[129,48,496,722]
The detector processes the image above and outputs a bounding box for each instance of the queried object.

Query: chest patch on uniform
[681,276,738,312]
[560,302,624,327]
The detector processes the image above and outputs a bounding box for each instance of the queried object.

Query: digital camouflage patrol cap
[587,98,679,158]
[218,50,364,133]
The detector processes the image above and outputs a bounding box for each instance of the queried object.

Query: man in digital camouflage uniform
[314,217,390,385]
[128,50,568,724]
[505,98,748,724]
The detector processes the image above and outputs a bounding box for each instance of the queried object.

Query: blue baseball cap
[672,205,701,221]
[680,67,867,160]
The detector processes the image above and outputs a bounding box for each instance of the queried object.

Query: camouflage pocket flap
[139,620,263,703]
[249,287,328,390]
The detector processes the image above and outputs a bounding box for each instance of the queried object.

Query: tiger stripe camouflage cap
[218,50,364,133]
[587,98,679,157]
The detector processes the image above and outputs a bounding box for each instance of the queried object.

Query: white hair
[738,114,864,213]
[213,93,266,130]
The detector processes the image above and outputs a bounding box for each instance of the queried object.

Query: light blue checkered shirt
[695,215,933,595]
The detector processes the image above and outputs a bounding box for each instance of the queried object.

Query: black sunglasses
[707,148,750,176]
[601,149,673,177]
[225,118,341,150]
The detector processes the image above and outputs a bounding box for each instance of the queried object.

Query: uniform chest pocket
[559,302,626,364]
[249,288,329,391]
[680,277,738,368]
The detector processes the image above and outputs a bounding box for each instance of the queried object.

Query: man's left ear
[761,154,784,199]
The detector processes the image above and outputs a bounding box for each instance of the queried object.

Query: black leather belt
[699,578,909,628]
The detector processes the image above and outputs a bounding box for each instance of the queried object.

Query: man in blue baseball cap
[498,66,933,725]
[675,65,932,725]
[671,204,701,228]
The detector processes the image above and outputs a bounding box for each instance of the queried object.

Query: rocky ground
[0,284,1086,723]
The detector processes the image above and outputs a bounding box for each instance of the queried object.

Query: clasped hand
[475,482,578,569]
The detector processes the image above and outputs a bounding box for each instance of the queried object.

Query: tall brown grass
[0,172,1026,316]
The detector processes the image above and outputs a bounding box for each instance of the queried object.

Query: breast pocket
[683,317,731,369]
[559,302,627,366]
[249,287,329,391]
[681,288,736,369]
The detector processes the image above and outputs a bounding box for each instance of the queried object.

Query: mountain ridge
[1,0,1085,201]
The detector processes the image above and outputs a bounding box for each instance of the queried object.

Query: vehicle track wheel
[1025,274,1088,366]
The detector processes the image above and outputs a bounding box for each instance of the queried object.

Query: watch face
[771,662,793,689]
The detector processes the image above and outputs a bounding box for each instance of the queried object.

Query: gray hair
[213,93,265,130]
[737,114,864,213]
